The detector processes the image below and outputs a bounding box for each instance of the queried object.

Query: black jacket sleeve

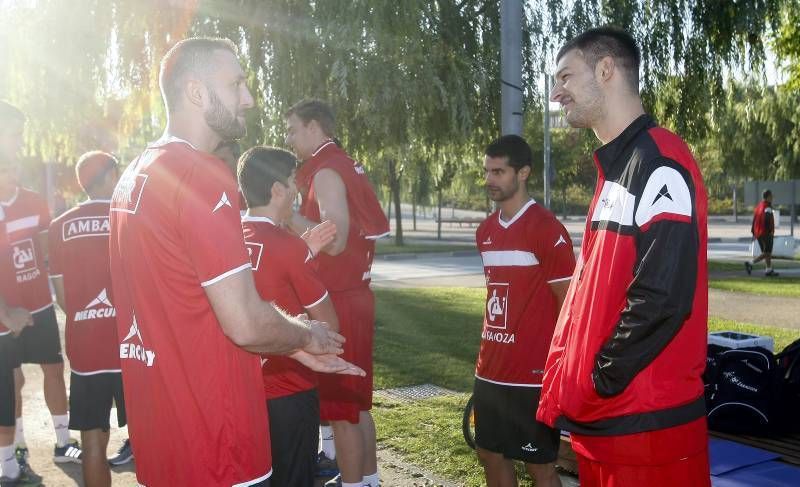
[592,164,699,398]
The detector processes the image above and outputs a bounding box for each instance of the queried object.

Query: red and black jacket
[537,114,709,436]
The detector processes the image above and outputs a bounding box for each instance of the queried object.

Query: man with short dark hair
[474,135,574,487]
[746,189,778,276]
[239,146,350,487]
[0,100,78,466]
[539,27,710,486]
[49,151,129,487]
[286,99,389,487]
[109,38,354,487]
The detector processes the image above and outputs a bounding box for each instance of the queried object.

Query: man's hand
[303,319,345,355]
[290,350,365,376]
[3,307,33,336]
[301,220,337,258]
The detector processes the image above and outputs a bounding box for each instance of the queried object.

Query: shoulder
[50,205,81,226]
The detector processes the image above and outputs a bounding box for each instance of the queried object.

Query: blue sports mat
[711,461,800,486]
[709,438,780,475]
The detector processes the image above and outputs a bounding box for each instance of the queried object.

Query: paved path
[372,253,800,330]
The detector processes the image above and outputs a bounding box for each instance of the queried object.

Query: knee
[476,448,502,468]
[42,363,65,377]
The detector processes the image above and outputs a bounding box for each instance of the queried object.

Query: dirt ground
[16,313,461,487]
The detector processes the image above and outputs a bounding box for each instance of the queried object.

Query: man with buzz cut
[109,37,356,487]
[0,100,78,466]
[286,99,390,487]
[49,151,131,487]
[474,134,574,487]
[239,145,358,487]
[539,27,710,486]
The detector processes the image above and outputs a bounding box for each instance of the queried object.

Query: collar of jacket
[593,114,656,175]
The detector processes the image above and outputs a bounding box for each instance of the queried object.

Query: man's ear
[270,181,285,202]
[596,56,615,83]
[518,165,531,182]
[185,79,206,108]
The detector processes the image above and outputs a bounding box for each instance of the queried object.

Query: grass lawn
[709,276,800,297]
[708,259,800,273]
[372,287,800,485]
[375,241,475,255]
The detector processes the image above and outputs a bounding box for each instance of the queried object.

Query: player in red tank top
[285,100,389,487]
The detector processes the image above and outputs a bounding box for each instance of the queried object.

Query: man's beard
[565,80,605,129]
[205,89,246,141]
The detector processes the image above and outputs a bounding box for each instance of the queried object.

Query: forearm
[239,302,312,354]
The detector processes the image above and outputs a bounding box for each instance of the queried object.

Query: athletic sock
[321,425,336,459]
[362,472,380,486]
[52,414,70,447]
[0,445,20,479]
[14,420,25,447]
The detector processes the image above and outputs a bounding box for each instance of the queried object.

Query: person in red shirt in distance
[49,151,130,486]
[239,146,349,487]
[109,38,359,487]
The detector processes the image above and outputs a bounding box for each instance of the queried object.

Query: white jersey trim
[71,369,122,376]
[365,230,390,240]
[546,276,573,284]
[304,291,329,309]
[79,199,112,206]
[31,303,54,314]
[475,375,542,388]
[241,215,276,225]
[311,140,335,157]
[481,250,539,267]
[232,468,273,486]
[0,330,10,337]
[50,273,63,279]
[200,263,252,288]
[498,198,536,229]
[6,215,40,234]
[0,187,19,207]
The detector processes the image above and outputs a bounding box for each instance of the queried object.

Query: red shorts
[318,288,374,424]
[573,418,710,487]
[576,449,710,487]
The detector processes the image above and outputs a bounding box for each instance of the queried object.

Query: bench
[433,216,484,228]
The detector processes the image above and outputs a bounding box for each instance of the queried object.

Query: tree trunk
[437,189,443,240]
[412,181,417,231]
[388,158,403,246]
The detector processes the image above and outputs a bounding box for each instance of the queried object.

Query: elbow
[325,239,347,256]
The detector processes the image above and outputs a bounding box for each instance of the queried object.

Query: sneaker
[744,261,753,275]
[0,463,43,486]
[766,270,780,277]
[53,439,82,464]
[315,451,339,478]
[108,438,134,466]
[323,474,342,487]
[13,445,28,465]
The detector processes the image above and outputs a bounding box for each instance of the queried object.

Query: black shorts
[473,378,560,464]
[0,334,17,427]
[15,305,63,364]
[757,235,774,254]
[266,388,319,487]
[68,372,127,432]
